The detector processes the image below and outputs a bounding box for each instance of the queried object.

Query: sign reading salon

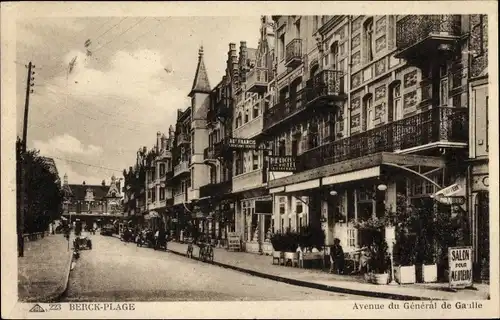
[448,246,473,288]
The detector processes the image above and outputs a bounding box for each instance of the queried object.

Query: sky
[16,16,260,186]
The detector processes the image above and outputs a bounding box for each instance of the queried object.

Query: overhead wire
[50,156,124,173]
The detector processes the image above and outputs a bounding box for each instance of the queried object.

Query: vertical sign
[448,246,473,288]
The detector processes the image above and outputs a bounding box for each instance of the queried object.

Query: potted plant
[368,231,391,285]
[270,233,285,264]
[393,232,417,284]
[353,217,391,284]
[282,231,299,266]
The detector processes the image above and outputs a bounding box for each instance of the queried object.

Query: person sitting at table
[330,238,345,274]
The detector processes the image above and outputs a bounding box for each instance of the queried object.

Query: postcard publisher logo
[29,304,45,312]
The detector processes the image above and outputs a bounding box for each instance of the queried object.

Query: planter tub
[422,264,437,283]
[372,273,389,285]
[395,265,416,284]
[272,251,283,265]
[262,242,273,256]
[284,252,299,266]
[245,241,260,253]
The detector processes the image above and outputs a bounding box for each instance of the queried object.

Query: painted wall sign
[448,246,473,288]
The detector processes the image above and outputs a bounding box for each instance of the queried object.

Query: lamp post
[377,183,397,285]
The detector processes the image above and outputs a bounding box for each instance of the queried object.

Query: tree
[17,137,63,234]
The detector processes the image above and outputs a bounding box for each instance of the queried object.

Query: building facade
[62,174,123,227]
[122,14,489,280]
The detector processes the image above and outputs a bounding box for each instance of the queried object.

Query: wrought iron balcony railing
[396,15,462,60]
[267,107,467,173]
[296,106,468,171]
[199,180,232,199]
[263,72,343,133]
[173,160,190,177]
[246,67,268,93]
[285,38,303,68]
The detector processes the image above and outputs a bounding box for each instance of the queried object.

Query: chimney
[229,42,239,82]
[63,173,68,185]
[156,131,161,152]
[239,41,248,81]
[101,180,106,186]
[82,181,86,186]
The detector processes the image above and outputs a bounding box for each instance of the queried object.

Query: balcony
[285,38,303,68]
[395,15,462,63]
[173,160,190,177]
[232,169,266,193]
[174,193,188,205]
[268,155,297,172]
[199,180,232,199]
[246,67,268,93]
[292,107,468,171]
[203,147,215,160]
[308,70,344,104]
[234,115,264,139]
[263,71,344,133]
[177,133,190,146]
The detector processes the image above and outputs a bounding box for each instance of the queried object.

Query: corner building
[263,15,487,278]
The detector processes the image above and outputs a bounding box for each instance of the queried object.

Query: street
[62,234,369,301]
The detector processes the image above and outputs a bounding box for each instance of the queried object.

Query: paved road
[62,234,370,302]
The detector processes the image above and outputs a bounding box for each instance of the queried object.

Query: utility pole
[19,61,35,257]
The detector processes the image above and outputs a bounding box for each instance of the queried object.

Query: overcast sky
[16,16,260,185]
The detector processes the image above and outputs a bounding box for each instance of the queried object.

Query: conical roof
[188,46,211,97]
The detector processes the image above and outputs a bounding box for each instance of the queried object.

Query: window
[296,198,303,214]
[279,197,286,215]
[330,42,339,70]
[159,163,166,177]
[362,95,373,131]
[244,109,249,123]
[295,19,301,38]
[278,140,286,156]
[391,83,402,121]
[191,168,194,187]
[363,18,374,63]
[279,34,285,60]
[251,151,258,170]
[152,189,156,202]
[160,187,165,200]
[253,103,259,118]
[440,78,449,106]
[191,132,195,155]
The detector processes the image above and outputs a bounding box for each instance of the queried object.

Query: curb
[167,247,433,301]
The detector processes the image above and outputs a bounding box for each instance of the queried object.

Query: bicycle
[186,240,194,258]
[199,242,214,263]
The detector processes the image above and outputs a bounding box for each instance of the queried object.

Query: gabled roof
[188,46,211,97]
[66,184,111,200]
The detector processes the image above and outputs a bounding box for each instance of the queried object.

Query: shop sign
[432,183,464,205]
[448,246,473,288]
[227,232,241,252]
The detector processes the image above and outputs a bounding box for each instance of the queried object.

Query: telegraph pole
[18,61,35,257]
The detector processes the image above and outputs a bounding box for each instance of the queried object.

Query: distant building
[62,174,123,226]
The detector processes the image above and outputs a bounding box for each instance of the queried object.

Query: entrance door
[291,139,298,156]
[476,191,489,280]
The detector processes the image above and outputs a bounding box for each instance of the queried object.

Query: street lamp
[376,182,397,285]
[329,190,338,196]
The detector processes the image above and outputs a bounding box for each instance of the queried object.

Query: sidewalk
[17,234,73,302]
[167,241,490,301]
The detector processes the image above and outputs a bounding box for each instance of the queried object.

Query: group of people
[327,239,372,275]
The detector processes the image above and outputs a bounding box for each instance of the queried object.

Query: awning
[269,179,320,194]
[322,166,380,186]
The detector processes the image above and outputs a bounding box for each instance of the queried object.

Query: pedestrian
[330,238,345,274]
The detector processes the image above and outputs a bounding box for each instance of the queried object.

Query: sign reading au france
[448,246,473,288]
